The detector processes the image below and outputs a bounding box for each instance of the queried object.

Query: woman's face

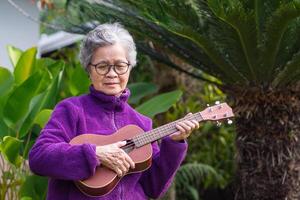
[89,43,130,96]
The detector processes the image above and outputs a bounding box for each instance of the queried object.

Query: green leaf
[6,45,23,68]
[128,82,158,104]
[0,67,14,117]
[0,136,23,167]
[136,90,182,118]
[3,71,49,127]
[272,50,300,86]
[19,175,48,200]
[186,186,199,200]
[18,61,64,138]
[0,67,14,96]
[34,109,53,128]
[14,47,37,85]
[0,120,12,139]
[261,1,300,80]
[69,63,90,96]
[208,0,259,82]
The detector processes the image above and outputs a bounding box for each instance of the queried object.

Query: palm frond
[272,50,300,87]
[128,0,249,83]
[41,0,300,87]
[260,1,300,81]
[175,163,224,189]
[67,1,225,84]
[274,17,300,72]
[208,0,259,83]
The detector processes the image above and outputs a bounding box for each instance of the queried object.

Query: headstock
[200,102,234,125]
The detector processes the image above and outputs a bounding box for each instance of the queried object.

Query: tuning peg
[215,101,220,105]
[227,119,233,125]
[216,121,222,127]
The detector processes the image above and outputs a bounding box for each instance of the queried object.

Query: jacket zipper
[111,111,118,131]
[111,97,120,131]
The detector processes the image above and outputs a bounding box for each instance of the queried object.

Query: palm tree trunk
[226,86,300,200]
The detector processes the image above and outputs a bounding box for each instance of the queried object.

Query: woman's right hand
[96,141,135,177]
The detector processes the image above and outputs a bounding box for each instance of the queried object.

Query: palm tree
[42,0,300,199]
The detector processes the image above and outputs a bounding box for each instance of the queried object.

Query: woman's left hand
[170,113,200,141]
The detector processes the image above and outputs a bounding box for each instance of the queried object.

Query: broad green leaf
[0,67,14,95]
[69,63,90,96]
[6,45,23,68]
[14,47,37,85]
[35,57,56,69]
[0,67,14,118]
[34,109,52,128]
[3,71,49,127]
[128,82,158,104]
[19,175,48,200]
[19,62,64,138]
[136,90,182,118]
[0,120,11,139]
[0,136,23,167]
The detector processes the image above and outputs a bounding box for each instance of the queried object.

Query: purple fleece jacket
[29,85,187,200]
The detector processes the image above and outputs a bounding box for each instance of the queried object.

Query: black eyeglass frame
[89,61,131,75]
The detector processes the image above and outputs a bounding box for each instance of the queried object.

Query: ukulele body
[69,125,153,197]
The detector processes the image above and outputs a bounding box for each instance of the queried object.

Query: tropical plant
[41,0,300,199]
[175,163,223,200]
[0,46,64,200]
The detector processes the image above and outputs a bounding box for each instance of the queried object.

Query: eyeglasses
[89,61,131,75]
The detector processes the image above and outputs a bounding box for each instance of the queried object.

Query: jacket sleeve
[28,100,99,181]
[138,119,188,198]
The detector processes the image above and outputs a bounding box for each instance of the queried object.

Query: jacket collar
[89,85,130,111]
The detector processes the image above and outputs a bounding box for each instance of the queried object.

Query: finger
[184,120,196,130]
[119,148,135,169]
[178,121,192,133]
[114,167,123,177]
[191,120,200,129]
[117,160,128,175]
[176,123,186,134]
[121,156,131,170]
[184,112,193,119]
[115,140,127,147]
[123,153,135,169]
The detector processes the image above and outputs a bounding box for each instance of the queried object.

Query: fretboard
[133,112,203,147]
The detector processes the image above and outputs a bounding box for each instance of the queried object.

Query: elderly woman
[29,23,200,200]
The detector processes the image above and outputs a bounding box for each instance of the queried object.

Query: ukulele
[69,102,234,197]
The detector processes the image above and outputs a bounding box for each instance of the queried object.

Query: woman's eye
[115,63,127,68]
[96,64,108,68]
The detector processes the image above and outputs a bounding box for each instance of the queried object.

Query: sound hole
[121,139,135,153]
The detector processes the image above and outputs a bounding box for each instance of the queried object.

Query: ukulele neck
[133,112,203,147]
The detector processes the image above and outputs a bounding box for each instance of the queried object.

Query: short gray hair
[79,22,137,71]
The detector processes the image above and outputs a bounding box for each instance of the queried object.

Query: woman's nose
[105,66,118,77]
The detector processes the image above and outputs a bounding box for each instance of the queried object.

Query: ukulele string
[122,140,135,152]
